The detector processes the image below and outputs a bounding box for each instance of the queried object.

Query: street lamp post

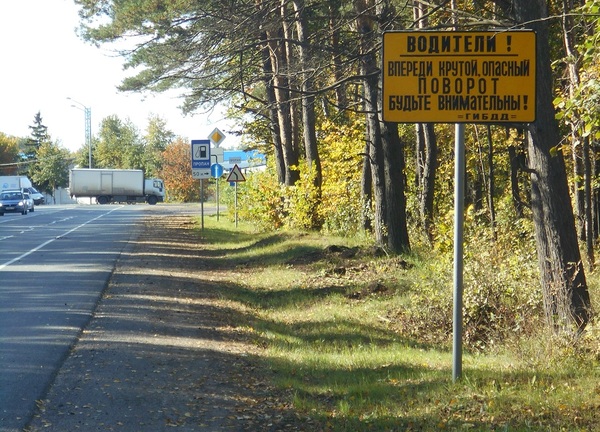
[67,97,92,168]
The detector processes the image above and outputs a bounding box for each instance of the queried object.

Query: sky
[0,0,235,153]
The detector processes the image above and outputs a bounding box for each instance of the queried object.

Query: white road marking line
[0,207,122,271]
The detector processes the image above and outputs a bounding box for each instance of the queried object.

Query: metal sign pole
[200,179,205,235]
[234,182,238,228]
[453,123,465,382]
[216,177,220,221]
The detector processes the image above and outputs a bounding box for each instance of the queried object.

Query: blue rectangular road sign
[191,139,211,168]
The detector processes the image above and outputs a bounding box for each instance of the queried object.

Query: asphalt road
[0,204,151,432]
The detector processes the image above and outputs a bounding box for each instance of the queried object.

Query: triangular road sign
[226,164,246,182]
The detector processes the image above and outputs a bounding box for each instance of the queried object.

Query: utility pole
[67,97,92,168]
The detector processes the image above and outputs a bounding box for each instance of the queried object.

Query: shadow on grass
[175,220,598,431]
[206,267,594,427]
[197,233,329,272]
[200,227,266,245]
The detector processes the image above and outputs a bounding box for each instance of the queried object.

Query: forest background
[1,0,600,347]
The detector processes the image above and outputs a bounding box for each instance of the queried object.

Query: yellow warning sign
[382,31,536,123]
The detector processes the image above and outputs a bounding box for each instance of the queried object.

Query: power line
[0,154,76,168]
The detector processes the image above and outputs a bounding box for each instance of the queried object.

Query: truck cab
[144,179,165,205]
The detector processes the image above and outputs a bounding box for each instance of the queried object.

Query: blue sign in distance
[211,163,224,178]
[191,139,211,169]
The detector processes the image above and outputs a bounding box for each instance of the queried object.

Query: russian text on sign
[382,31,536,123]
[407,34,497,54]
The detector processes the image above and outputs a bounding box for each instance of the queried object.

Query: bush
[228,117,369,234]
[224,168,286,230]
[392,212,542,350]
[282,161,323,230]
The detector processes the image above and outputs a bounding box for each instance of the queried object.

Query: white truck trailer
[69,169,165,205]
[0,175,33,190]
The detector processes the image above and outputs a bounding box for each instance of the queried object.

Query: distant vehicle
[0,175,32,190]
[24,187,44,205]
[23,192,35,212]
[69,169,165,205]
[0,189,29,215]
[0,176,44,205]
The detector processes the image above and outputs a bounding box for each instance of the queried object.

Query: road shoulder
[26,213,299,431]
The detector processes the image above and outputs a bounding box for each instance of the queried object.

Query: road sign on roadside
[226,164,246,182]
[382,30,536,123]
[191,139,211,178]
[191,139,211,168]
[211,163,224,178]
[192,169,211,179]
[382,30,537,383]
[209,128,226,147]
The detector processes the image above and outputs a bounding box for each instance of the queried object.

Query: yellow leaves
[549,144,566,157]
[159,138,201,202]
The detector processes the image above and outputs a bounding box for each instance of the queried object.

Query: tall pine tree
[25,112,49,160]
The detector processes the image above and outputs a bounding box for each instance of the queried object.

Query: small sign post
[226,164,246,228]
[191,139,211,233]
[209,130,226,222]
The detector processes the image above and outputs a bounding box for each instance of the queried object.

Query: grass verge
[198,215,600,431]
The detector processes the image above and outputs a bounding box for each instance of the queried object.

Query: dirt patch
[26,213,311,431]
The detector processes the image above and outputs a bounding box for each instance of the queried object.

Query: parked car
[23,191,35,212]
[24,187,44,205]
[0,189,29,215]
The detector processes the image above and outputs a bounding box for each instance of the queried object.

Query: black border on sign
[381,30,537,124]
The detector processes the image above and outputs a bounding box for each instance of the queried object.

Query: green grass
[198,215,600,431]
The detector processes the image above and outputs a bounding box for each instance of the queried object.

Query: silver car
[23,191,35,212]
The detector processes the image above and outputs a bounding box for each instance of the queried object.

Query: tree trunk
[365,77,386,246]
[264,3,299,186]
[376,0,410,252]
[507,128,526,218]
[486,126,496,237]
[562,0,585,240]
[412,1,437,244]
[512,0,592,332]
[292,0,323,196]
[291,0,322,228]
[361,141,373,231]
[381,119,410,252]
[582,135,594,270]
[507,145,524,218]
[280,0,301,173]
[561,0,594,269]
[355,0,385,245]
[260,30,286,183]
[416,123,437,243]
[328,0,348,118]
[469,167,484,212]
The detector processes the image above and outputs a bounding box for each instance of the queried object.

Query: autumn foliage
[228,117,367,235]
[159,138,199,202]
